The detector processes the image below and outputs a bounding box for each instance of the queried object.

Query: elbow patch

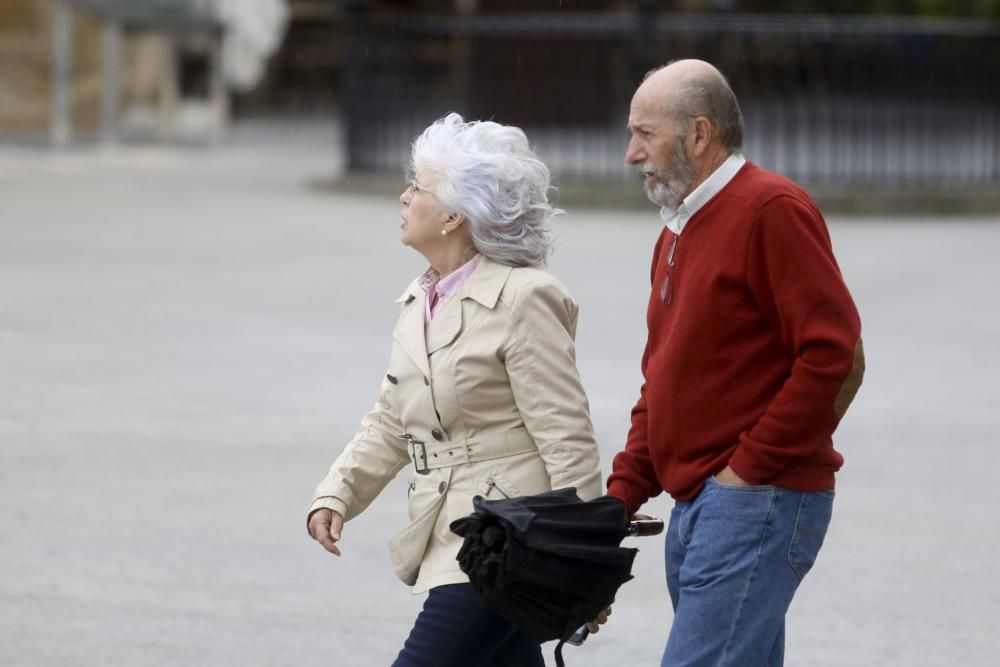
[834,337,865,419]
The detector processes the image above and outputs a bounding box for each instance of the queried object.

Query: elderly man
[606,60,865,666]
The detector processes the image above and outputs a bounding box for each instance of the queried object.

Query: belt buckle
[409,438,430,475]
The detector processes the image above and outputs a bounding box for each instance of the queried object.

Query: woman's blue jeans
[392,583,544,667]
[662,477,835,667]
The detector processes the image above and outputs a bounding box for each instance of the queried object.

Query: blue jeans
[662,477,834,667]
[392,583,544,667]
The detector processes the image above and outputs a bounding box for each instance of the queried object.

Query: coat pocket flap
[389,491,447,586]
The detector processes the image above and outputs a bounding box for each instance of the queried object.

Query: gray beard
[644,140,695,209]
[646,179,689,210]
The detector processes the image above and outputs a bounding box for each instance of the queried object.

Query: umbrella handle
[626,517,664,537]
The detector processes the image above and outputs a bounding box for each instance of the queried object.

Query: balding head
[637,59,744,152]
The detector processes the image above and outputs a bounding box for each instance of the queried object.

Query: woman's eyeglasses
[405,180,438,198]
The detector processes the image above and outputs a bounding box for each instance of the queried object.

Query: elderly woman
[306,113,602,666]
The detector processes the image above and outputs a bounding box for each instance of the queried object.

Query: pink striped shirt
[417,254,483,322]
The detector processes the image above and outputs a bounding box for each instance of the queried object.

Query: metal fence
[342,9,1000,187]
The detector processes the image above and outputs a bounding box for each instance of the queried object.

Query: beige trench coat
[310,257,602,593]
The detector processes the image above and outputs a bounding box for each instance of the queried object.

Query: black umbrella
[450,488,655,666]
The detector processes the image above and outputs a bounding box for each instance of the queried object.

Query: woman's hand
[586,606,611,634]
[308,508,344,557]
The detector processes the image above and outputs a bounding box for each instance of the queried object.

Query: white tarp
[208,0,289,91]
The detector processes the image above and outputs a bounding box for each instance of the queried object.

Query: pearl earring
[441,229,448,236]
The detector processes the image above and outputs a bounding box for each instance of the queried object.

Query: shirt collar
[434,254,482,295]
[417,253,482,295]
[397,255,512,308]
[416,266,439,292]
[659,153,746,235]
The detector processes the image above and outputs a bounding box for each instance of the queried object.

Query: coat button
[431,428,444,441]
[438,481,447,494]
[386,374,398,385]
[423,376,430,386]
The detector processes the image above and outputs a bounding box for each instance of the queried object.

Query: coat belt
[408,428,536,472]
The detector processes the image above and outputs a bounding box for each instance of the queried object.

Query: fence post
[158,33,179,141]
[50,0,73,147]
[100,20,122,146]
[451,0,478,120]
[342,0,369,171]
[208,24,229,144]
[634,0,657,82]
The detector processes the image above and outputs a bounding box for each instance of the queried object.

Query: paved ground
[1,124,999,666]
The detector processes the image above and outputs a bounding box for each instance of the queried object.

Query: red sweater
[607,162,864,512]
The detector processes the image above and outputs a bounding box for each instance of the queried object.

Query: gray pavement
[1,125,999,666]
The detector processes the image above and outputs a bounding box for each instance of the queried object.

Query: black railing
[342,10,1000,186]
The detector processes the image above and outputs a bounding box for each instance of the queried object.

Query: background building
[3,0,998,196]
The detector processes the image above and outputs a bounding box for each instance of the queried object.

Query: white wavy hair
[409,113,560,268]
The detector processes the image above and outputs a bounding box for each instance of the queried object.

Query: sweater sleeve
[727,195,865,484]
[606,232,669,515]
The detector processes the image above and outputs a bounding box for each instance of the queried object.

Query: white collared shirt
[659,153,746,235]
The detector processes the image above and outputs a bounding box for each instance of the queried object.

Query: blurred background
[3,0,999,203]
[2,2,999,666]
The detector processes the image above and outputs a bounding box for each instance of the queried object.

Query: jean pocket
[787,490,834,580]
[701,477,776,526]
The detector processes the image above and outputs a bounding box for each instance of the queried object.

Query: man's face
[626,91,696,209]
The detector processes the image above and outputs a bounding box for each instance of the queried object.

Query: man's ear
[689,116,714,158]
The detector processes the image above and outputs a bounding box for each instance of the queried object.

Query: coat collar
[395,255,512,309]
[395,279,422,305]
[393,286,430,377]
[457,255,513,309]
[392,256,514,371]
